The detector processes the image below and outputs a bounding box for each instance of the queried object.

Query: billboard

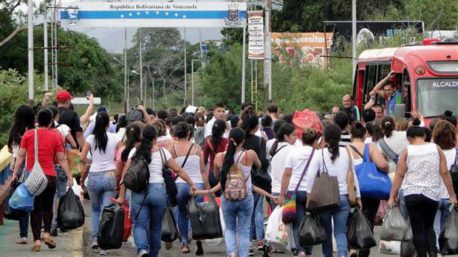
[248,11,264,60]
[60,2,247,28]
[271,32,333,67]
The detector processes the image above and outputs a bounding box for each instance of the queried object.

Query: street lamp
[191,59,202,106]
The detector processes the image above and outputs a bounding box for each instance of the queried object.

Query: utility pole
[124,28,128,113]
[184,28,187,106]
[352,0,357,83]
[27,0,34,105]
[139,28,143,105]
[241,26,247,104]
[264,0,272,101]
[44,4,48,91]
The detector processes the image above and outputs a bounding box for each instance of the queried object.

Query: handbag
[379,138,399,164]
[8,183,35,212]
[345,147,357,206]
[350,144,392,200]
[282,149,315,224]
[161,205,179,242]
[159,148,178,207]
[251,137,272,193]
[189,194,223,240]
[24,129,48,196]
[450,148,458,195]
[306,150,340,211]
[123,156,149,193]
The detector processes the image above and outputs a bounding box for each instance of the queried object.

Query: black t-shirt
[58,107,82,146]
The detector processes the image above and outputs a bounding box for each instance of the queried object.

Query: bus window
[363,65,377,103]
[378,64,391,80]
[402,69,412,113]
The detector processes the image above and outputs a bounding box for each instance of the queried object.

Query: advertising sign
[60,2,247,28]
[271,32,333,67]
[248,11,264,60]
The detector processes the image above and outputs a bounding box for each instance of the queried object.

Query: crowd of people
[1,83,457,257]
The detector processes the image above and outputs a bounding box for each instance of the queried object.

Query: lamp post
[191,59,202,106]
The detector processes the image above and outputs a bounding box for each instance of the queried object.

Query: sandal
[44,237,56,249]
[31,244,41,252]
[181,245,190,254]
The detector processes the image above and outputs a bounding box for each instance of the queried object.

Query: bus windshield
[417,78,458,117]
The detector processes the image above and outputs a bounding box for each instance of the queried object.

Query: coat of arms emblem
[225,2,242,27]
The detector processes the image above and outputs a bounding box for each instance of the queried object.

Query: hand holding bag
[189,194,223,240]
[282,149,315,224]
[380,206,409,241]
[24,129,48,196]
[306,151,340,211]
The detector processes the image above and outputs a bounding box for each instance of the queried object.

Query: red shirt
[20,128,64,177]
[203,138,228,173]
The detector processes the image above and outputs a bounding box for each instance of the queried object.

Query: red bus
[353,39,458,122]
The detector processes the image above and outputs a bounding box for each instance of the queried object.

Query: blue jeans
[251,192,264,241]
[87,170,117,240]
[289,191,312,255]
[222,194,254,257]
[176,183,204,244]
[434,198,451,249]
[319,196,351,257]
[131,183,167,257]
[52,165,68,229]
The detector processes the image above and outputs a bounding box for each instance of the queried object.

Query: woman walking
[7,105,35,244]
[203,119,228,189]
[12,108,73,252]
[80,112,121,253]
[278,128,319,257]
[117,125,197,257]
[305,124,362,257]
[167,122,209,255]
[388,119,458,257]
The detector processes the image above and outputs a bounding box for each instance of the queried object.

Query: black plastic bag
[57,188,85,230]
[161,205,178,242]
[439,208,458,255]
[3,184,26,220]
[299,212,327,246]
[97,204,124,250]
[380,206,409,241]
[189,194,223,240]
[348,209,377,249]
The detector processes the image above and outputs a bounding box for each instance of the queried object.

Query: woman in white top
[80,112,121,251]
[348,122,388,257]
[377,116,409,176]
[268,122,297,209]
[117,125,196,257]
[166,122,209,254]
[196,128,276,257]
[388,119,458,257]
[278,128,319,257]
[431,120,457,250]
[305,124,362,257]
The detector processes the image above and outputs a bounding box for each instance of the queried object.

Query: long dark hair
[133,125,157,164]
[211,119,226,150]
[93,112,110,153]
[324,124,341,162]
[241,114,259,137]
[121,123,142,162]
[8,105,35,148]
[220,128,245,191]
[269,123,295,156]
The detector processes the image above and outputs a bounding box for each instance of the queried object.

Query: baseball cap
[56,90,73,101]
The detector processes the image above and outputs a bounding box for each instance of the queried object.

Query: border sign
[248,11,264,60]
[60,2,247,28]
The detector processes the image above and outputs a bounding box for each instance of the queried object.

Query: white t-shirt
[86,133,120,172]
[116,127,126,142]
[284,145,315,192]
[129,148,173,184]
[269,142,293,193]
[305,148,361,197]
[439,148,457,199]
[204,117,230,139]
[55,121,71,139]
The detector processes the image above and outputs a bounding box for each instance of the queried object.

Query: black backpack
[123,156,149,193]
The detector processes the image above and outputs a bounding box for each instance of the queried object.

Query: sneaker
[138,249,149,257]
[16,238,27,245]
[195,241,204,256]
[257,240,264,251]
[91,241,99,249]
[249,249,255,256]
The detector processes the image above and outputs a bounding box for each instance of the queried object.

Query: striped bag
[282,149,315,224]
[24,129,48,196]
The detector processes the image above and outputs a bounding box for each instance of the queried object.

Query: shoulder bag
[282,149,315,224]
[160,148,178,207]
[379,138,399,164]
[306,150,340,211]
[449,148,458,195]
[345,147,357,207]
[251,137,272,193]
[25,129,48,196]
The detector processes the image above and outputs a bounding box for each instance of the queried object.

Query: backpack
[224,151,250,201]
[123,156,149,193]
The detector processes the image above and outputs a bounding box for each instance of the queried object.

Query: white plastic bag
[265,206,288,250]
[380,206,409,241]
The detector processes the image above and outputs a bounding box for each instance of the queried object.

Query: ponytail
[382,116,395,138]
[269,123,295,156]
[133,125,157,164]
[324,124,341,162]
[121,123,142,162]
[93,112,109,153]
[220,128,245,191]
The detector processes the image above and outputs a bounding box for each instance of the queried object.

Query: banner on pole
[248,11,264,60]
[60,2,247,28]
